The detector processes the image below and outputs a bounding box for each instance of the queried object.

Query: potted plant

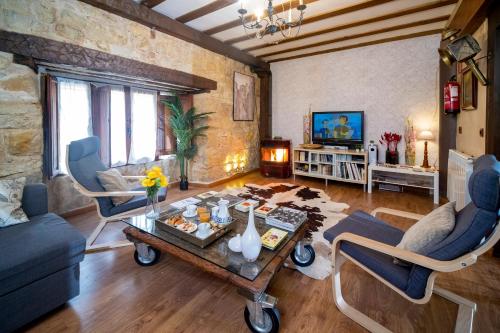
[164,96,213,190]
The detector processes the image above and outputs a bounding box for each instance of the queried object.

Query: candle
[299,0,303,5]
[255,8,262,22]
[240,0,245,9]
[288,7,292,23]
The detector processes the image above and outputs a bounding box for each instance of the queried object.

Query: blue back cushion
[67,137,114,217]
[405,155,499,299]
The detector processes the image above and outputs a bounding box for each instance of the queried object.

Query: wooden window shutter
[91,85,111,166]
[42,74,59,179]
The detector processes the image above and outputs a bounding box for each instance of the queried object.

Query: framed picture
[461,67,477,111]
[233,72,255,121]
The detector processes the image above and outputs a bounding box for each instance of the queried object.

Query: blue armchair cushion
[468,155,500,211]
[324,211,410,291]
[0,212,86,296]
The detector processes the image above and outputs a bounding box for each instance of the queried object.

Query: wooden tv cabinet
[292,147,368,190]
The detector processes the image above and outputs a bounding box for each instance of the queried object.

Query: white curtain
[128,88,157,164]
[110,87,127,166]
[57,78,92,174]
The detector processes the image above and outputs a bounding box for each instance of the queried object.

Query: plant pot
[180,177,189,191]
[385,149,399,165]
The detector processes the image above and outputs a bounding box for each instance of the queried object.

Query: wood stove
[260,139,291,178]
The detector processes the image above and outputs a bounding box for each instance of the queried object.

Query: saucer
[182,211,197,218]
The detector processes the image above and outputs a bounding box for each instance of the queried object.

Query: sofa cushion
[324,211,410,291]
[0,213,85,296]
[0,177,29,228]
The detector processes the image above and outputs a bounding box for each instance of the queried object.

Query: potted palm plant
[164,96,213,190]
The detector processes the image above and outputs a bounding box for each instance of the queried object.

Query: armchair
[324,155,500,333]
[66,136,167,252]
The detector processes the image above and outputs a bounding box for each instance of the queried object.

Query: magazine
[205,194,245,208]
[254,203,278,218]
[235,199,260,212]
[261,228,288,250]
[197,191,219,199]
[265,207,307,232]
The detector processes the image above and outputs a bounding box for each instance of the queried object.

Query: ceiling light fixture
[237,0,306,43]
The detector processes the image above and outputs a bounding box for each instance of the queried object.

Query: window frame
[43,74,177,178]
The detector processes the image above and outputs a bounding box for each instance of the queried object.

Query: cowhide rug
[223,183,349,280]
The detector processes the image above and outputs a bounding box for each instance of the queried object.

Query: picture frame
[233,72,255,121]
[461,67,477,111]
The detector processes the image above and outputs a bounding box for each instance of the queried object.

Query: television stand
[293,147,368,190]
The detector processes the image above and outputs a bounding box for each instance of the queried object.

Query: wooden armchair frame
[65,147,148,252]
[331,207,500,333]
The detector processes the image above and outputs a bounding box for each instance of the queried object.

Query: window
[44,75,180,178]
[57,78,92,174]
[129,88,157,164]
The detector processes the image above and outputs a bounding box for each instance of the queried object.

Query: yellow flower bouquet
[142,166,168,218]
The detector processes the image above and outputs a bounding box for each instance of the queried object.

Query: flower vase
[385,149,399,165]
[241,206,262,262]
[145,192,159,219]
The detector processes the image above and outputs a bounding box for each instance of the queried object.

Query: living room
[0,0,499,332]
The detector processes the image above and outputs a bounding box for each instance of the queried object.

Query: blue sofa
[0,184,86,332]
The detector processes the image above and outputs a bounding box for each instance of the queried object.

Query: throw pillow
[96,169,133,206]
[394,202,456,264]
[0,177,29,228]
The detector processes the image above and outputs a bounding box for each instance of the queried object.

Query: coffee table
[122,202,315,333]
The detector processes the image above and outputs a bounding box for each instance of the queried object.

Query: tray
[155,211,235,248]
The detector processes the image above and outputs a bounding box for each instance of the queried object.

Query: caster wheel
[244,306,280,333]
[290,244,315,267]
[133,246,161,266]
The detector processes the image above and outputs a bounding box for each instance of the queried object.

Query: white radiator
[447,149,474,210]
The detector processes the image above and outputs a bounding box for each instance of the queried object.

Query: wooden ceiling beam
[78,0,269,70]
[267,29,442,63]
[239,0,457,51]
[203,0,319,35]
[177,0,238,24]
[446,0,494,35]
[259,15,449,58]
[140,0,165,9]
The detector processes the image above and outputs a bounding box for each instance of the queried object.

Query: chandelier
[237,0,307,42]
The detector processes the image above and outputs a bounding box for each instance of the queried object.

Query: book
[197,191,218,199]
[265,207,307,232]
[261,228,289,250]
[170,197,201,209]
[235,199,260,212]
[255,203,278,218]
[206,194,245,208]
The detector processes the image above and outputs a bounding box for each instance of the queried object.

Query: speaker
[368,141,378,165]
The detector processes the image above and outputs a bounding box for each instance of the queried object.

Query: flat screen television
[311,111,364,147]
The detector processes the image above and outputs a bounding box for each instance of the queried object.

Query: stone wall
[0,0,261,213]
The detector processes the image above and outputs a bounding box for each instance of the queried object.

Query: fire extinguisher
[444,77,460,114]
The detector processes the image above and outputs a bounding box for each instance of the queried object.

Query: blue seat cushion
[0,213,86,296]
[108,186,167,217]
[324,211,410,292]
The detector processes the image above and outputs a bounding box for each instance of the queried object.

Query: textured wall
[271,35,441,166]
[0,0,261,212]
[456,19,487,158]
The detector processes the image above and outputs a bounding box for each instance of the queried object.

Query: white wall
[271,35,441,166]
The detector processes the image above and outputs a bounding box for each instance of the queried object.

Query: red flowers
[380,132,402,153]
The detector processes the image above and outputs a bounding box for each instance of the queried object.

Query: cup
[186,204,197,216]
[198,223,211,237]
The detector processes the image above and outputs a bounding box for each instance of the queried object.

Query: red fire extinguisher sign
[444,80,460,114]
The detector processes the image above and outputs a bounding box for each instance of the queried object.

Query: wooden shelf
[293,147,368,188]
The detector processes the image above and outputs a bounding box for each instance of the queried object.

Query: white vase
[241,206,262,262]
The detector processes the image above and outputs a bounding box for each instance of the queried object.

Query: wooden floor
[24,172,500,333]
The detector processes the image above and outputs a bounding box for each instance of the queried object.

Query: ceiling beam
[177,0,238,24]
[238,0,457,51]
[140,0,165,9]
[267,29,442,63]
[203,0,319,36]
[446,0,494,35]
[259,15,449,58]
[78,0,269,70]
